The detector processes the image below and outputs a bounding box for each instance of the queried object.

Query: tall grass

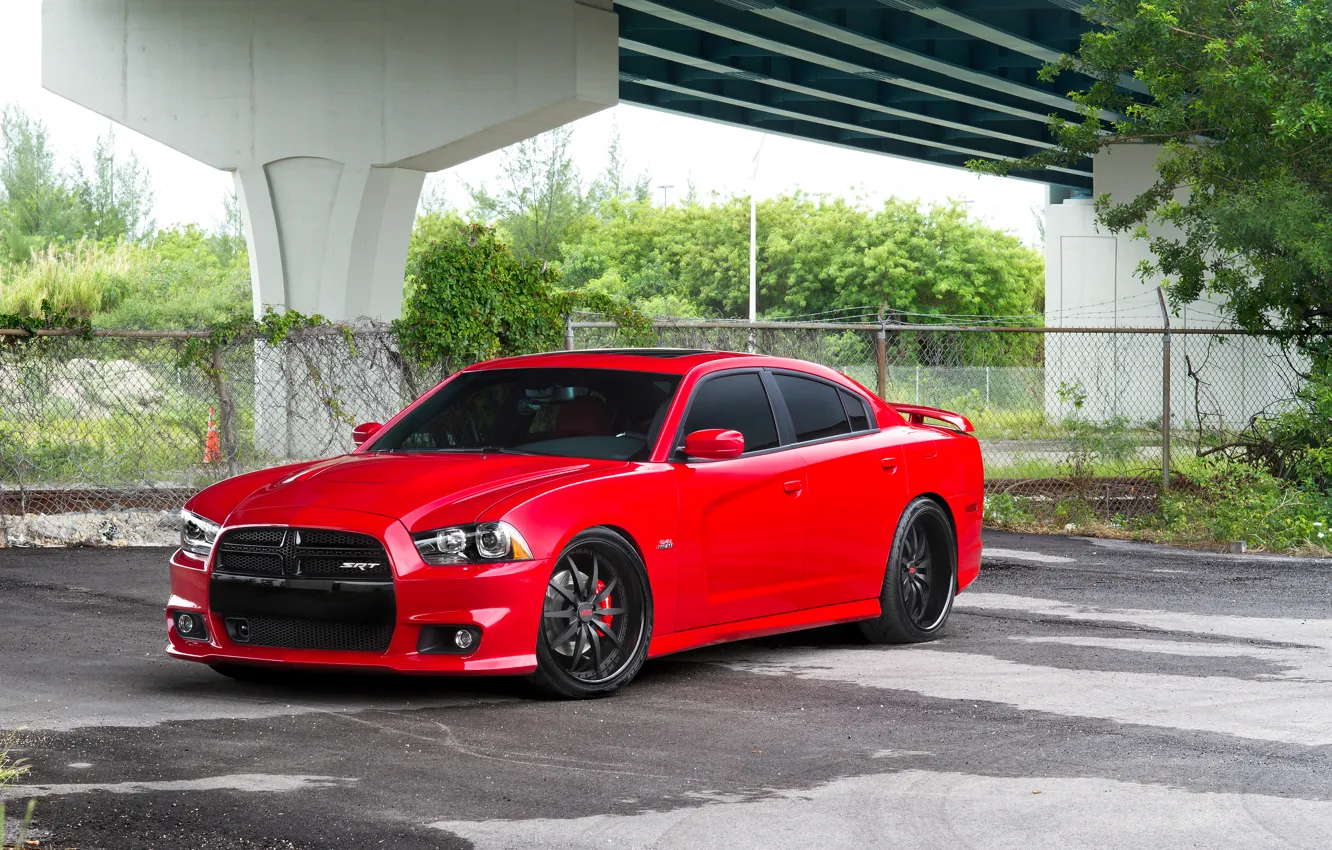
[0,229,250,328]
[0,731,34,850]
[0,240,137,316]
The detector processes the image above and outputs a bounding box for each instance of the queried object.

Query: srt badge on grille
[338,562,381,571]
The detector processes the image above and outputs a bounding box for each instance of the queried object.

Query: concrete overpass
[43,0,1144,326]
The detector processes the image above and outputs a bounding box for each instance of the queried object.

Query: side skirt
[647,599,881,659]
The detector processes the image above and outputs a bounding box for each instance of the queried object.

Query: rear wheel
[859,497,956,644]
[529,528,652,699]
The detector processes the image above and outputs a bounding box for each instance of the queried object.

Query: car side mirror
[352,422,382,446]
[683,429,744,461]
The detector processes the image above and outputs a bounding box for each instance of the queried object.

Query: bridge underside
[616,0,1099,192]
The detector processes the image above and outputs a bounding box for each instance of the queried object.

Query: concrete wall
[1044,144,1299,429]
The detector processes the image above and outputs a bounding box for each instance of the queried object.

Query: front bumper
[166,517,549,675]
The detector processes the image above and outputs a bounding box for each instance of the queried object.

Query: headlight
[413,522,532,565]
[180,510,220,560]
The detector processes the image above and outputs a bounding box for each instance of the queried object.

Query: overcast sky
[1,0,1046,245]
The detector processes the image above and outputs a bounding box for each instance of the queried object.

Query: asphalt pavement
[2,532,1331,849]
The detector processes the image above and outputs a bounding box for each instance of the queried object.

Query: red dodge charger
[167,349,984,697]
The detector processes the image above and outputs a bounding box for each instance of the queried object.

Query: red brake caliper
[595,579,613,625]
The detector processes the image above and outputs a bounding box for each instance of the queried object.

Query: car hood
[222,452,624,528]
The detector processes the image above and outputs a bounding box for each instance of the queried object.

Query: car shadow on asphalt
[147,624,874,705]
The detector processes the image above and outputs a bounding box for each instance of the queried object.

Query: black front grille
[226,528,285,545]
[295,556,388,579]
[232,616,394,652]
[216,550,283,576]
[297,529,378,548]
[210,526,396,653]
[214,527,391,580]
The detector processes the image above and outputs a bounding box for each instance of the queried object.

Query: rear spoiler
[892,404,974,434]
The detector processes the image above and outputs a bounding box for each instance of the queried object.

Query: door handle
[783,479,804,494]
[880,458,899,473]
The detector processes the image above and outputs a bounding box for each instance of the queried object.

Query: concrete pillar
[43,0,619,322]
[43,0,618,461]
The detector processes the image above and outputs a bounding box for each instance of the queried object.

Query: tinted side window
[681,373,779,453]
[775,374,850,443]
[839,389,871,431]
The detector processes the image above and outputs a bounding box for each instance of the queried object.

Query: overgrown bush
[394,222,648,373]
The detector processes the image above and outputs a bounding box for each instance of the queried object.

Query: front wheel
[859,497,957,644]
[529,528,653,699]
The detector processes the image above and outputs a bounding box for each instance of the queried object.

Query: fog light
[454,629,475,650]
[172,610,208,641]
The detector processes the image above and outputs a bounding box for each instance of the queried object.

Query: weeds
[0,731,35,850]
[985,458,1332,554]
[0,733,28,787]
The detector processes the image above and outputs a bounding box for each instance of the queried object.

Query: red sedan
[167,349,984,697]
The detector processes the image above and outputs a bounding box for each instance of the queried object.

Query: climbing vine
[0,299,93,347]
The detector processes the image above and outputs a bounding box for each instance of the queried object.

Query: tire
[859,497,957,644]
[529,528,653,699]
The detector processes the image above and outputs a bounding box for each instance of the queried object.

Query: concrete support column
[43,0,619,322]
[235,162,425,319]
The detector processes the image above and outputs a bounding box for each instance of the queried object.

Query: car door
[672,370,809,630]
[769,372,908,608]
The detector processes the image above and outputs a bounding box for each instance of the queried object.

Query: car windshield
[367,367,683,461]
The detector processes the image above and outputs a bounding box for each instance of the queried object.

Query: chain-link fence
[0,328,447,515]
[0,320,1303,518]
[577,319,1304,513]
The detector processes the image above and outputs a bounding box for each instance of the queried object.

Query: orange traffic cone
[204,407,222,463]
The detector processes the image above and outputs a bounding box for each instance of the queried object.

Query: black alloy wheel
[859,497,956,644]
[530,528,652,698]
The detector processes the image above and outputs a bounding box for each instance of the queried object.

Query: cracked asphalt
[2,531,1331,849]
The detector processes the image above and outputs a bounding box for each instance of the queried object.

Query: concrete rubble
[2,509,179,548]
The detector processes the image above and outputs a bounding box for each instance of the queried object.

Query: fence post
[211,344,241,478]
[564,315,575,351]
[985,366,991,408]
[1157,287,1171,490]
[875,328,887,400]
[915,364,920,405]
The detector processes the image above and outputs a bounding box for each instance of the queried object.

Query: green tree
[587,121,652,212]
[72,129,155,242]
[469,125,586,268]
[0,105,82,262]
[969,0,1332,358]
[207,188,247,269]
[559,192,1044,325]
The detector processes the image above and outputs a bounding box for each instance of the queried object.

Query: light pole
[749,135,766,325]
[748,135,766,353]
[658,184,674,207]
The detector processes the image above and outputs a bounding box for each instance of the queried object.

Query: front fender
[486,464,683,637]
